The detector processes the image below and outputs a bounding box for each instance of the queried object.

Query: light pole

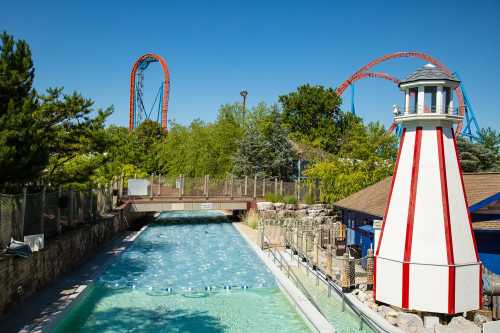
[240,90,248,122]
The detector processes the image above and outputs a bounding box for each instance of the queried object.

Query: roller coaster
[128,51,480,140]
[335,51,481,140]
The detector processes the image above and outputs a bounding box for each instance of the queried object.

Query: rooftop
[399,63,459,85]
[334,173,500,224]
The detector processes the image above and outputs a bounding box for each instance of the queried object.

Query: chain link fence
[0,186,114,250]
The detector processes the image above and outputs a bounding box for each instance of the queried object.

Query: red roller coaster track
[335,51,465,134]
[129,53,170,130]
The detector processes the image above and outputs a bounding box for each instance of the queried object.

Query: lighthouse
[374,64,481,314]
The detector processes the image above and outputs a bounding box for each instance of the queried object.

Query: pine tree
[0,31,47,186]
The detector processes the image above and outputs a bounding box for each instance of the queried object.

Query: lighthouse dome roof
[399,63,459,86]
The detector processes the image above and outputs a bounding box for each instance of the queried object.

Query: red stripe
[451,128,479,261]
[437,127,456,313]
[373,257,377,299]
[376,128,407,256]
[402,263,410,308]
[448,266,456,314]
[402,127,422,309]
[480,265,483,308]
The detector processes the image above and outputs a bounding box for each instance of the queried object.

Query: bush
[244,209,259,229]
[283,195,297,205]
[304,193,316,205]
[264,192,284,203]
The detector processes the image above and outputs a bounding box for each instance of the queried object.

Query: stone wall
[0,205,138,316]
[256,202,339,226]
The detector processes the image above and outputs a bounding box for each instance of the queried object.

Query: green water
[54,284,308,333]
[53,215,310,332]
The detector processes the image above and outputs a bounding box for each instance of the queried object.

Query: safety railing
[122,174,319,201]
[0,185,115,250]
[260,219,374,291]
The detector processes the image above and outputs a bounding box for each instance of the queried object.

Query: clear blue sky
[1,1,499,130]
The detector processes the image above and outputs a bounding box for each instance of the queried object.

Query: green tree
[477,127,500,154]
[0,31,46,186]
[233,104,296,178]
[457,137,500,172]
[279,84,347,152]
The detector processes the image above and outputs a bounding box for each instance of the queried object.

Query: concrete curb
[233,223,335,333]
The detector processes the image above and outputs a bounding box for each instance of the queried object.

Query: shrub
[245,209,259,229]
[264,192,284,203]
[283,195,297,205]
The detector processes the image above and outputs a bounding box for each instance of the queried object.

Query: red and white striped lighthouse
[374,64,481,314]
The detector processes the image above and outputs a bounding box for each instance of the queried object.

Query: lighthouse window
[409,88,418,113]
[444,87,452,114]
[424,86,437,113]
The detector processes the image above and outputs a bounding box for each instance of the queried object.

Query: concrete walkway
[0,229,144,333]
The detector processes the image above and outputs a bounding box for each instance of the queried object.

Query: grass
[244,209,259,229]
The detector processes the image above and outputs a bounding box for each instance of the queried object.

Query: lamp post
[240,90,248,122]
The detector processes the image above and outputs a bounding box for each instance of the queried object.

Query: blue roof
[359,225,374,234]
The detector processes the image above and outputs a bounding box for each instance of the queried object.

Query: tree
[477,127,500,154]
[39,88,112,184]
[279,84,347,152]
[304,121,396,202]
[233,103,296,178]
[0,32,114,189]
[0,31,46,186]
[457,137,500,173]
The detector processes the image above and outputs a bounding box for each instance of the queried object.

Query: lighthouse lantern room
[374,64,481,314]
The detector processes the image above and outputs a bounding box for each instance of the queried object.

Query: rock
[434,316,480,333]
[295,209,307,218]
[473,313,489,328]
[423,316,439,329]
[257,202,274,211]
[356,290,369,302]
[416,328,433,333]
[297,204,309,210]
[396,313,423,333]
[285,204,296,210]
[274,202,285,210]
[367,301,379,312]
[377,305,393,318]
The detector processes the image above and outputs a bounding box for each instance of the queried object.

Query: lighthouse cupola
[374,64,481,314]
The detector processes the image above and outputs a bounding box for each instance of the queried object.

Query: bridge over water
[120,176,314,213]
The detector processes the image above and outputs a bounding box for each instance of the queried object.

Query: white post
[417,86,425,114]
[244,176,248,196]
[436,86,444,114]
[253,175,257,199]
[405,89,410,115]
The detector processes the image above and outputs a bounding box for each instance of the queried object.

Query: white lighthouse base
[375,257,480,314]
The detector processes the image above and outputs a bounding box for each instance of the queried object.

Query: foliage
[233,103,296,179]
[0,31,45,186]
[156,105,244,178]
[263,192,283,203]
[304,121,396,203]
[283,195,298,205]
[0,32,112,190]
[279,84,358,153]
[457,137,500,172]
[244,209,259,229]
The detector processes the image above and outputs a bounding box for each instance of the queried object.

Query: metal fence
[0,186,114,250]
[260,218,374,291]
[126,174,319,201]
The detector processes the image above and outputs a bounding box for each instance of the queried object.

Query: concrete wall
[0,205,137,316]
